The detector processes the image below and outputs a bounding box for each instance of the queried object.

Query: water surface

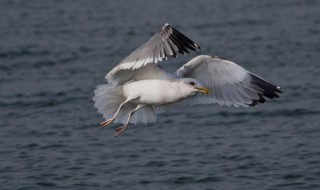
[1,0,320,189]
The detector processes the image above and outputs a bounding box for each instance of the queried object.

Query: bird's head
[180,78,209,95]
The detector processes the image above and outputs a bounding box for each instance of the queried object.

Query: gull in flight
[93,23,282,137]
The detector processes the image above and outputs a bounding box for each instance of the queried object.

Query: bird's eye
[189,81,195,86]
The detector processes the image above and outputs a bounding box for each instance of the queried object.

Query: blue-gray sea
[1,0,320,190]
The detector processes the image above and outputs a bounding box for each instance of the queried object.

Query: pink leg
[100,101,128,128]
[114,104,145,137]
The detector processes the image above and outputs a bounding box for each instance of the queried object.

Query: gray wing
[176,55,282,107]
[106,23,200,85]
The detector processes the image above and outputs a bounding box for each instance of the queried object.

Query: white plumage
[93,23,282,137]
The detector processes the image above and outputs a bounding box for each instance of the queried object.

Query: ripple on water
[1,0,320,190]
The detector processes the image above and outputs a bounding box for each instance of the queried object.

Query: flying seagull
[93,23,282,137]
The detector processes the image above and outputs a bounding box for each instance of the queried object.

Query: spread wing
[106,23,200,85]
[175,55,282,107]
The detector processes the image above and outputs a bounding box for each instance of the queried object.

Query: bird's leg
[100,100,128,128]
[115,104,145,137]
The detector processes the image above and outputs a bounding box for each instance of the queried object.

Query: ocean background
[1,0,320,189]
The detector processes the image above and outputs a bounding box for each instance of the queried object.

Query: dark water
[1,0,320,189]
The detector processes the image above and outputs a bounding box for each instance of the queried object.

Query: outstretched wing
[106,23,200,85]
[175,55,282,107]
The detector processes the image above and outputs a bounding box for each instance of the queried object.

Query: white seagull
[93,23,282,137]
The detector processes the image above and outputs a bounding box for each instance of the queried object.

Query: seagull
[93,23,282,137]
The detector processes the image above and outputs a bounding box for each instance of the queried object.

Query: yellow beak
[195,87,209,95]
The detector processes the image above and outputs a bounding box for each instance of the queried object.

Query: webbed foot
[100,119,114,128]
[114,125,128,137]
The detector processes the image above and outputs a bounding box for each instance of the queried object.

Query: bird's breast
[123,80,191,105]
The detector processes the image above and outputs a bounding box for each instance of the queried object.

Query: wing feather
[106,23,200,84]
[175,55,282,107]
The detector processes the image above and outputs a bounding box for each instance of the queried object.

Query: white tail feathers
[93,84,157,124]
[93,84,125,122]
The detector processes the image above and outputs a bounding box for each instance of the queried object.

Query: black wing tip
[160,23,201,51]
[247,94,267,107]
[247,73,282,107]
[161,23,171,31]
[276,86,283,93]
[171,27,201,50]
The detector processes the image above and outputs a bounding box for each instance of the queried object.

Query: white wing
[175,55,282,107]
[106,23,200,85]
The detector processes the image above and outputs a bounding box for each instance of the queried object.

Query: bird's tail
[93,84,125,122]
[93,84,157,124]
